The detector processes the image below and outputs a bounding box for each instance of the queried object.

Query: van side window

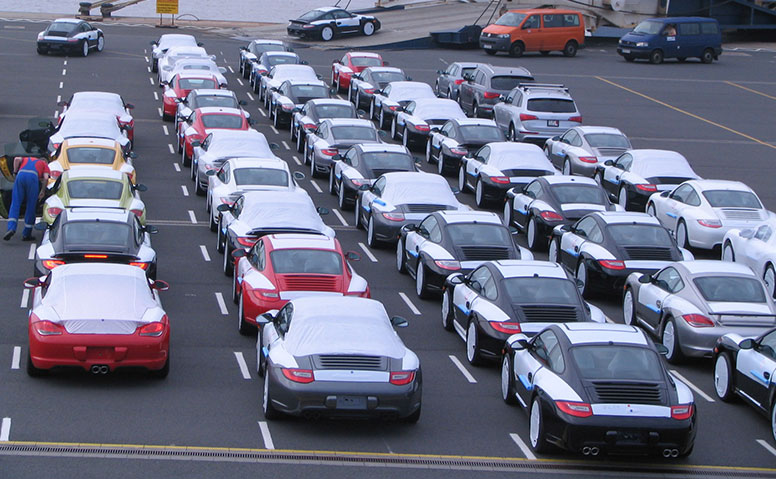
[523,15,540,29]
[563,14,580,27]
[679,23,700,35]
[542,14,562,28]
[701,22,719,34]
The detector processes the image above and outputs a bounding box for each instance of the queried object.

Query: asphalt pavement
[1,18,776,478]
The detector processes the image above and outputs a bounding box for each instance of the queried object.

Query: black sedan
[426,118,505,176]
[37,18,104,57]
[287,7,381,42]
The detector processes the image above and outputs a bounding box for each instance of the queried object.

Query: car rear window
[291,85,330,99]
[178,78,218,90]
[196,96,238,109]
[694,276,766,303]
[67,147,116,165]
[702,190,761,209]
[47,22,78,34]
[372,71,406,84]
[201,114,244,129]
[351,57,382,67]
[503,277,578,306]
[584,133,630,149]
[446,224,511,245]
[361,152,415,171]
[459,125,505,142]
[571,345,663,381]
[607,224,673,246]
[268,55,298,66]
[490,76,530,91]
[315,104,356,119]
[233,168,288,187]
[67,180,124,200]
[527,98,576,113]
[332,126,377,141]
[63,222,130,247]
[270,249,342,274]
[551,184,607,205]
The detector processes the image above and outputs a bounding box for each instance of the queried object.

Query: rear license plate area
[87,347,113,360]
[336,396,367,410]
[547,120,559,127]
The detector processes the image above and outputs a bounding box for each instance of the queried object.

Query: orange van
[480,9,585,57]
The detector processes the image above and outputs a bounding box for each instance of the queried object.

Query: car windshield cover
[297,10,324,21]
[201,114,244,129]
[316,104,356,119]
[504,277,578,305]
[63,222,130,247]
[389,85,433,100]
[552,184,607,205]
[362,152,414,172]
[384,177,457,206]
[633,20,663,34]
[268,55,298,66]
[332,126,377,141]
[66,147,116,164]
[196,96,238,109]
[490,76,530,91]
[372,71,405,83]
[253,44,285,55]
[234,168,289,186]
[181,64,212,71]
[494,12,526,27]
[67,180,124,200]
[61,118,121,138]
[607,224,673,246]
[178,78,218,90]
[271,249,343,274]
[527,98,576,113]
[694,276,766,303]
[291,85,329,99]
[584,133,630,149]
[351,57,382,67]
[571,345,663,381]
[70,96,123,113]
[447,224,511,245]
[460,125,504,142]
[702,190,762,209]
[415,103,466,120]
[47,22,78,34]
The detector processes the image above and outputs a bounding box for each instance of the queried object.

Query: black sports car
[426,118,505,176]
[349,67,409,111]
[37,18,104,56]
[287,7,381,42]
[268,80,331,129]
[291,99,358,153]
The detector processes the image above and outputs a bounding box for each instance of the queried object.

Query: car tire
[646,202,656,217]
[190,159,197,181]
[379,109,388,130]
[474,178,488,208]
[501,355,518,405]
[441,288,454,331]
[195,169,206,196]
[764,264,776,298]
[719,241,735,262]
[369,100,376,120]
[526,216,545,251]
[701,48,715,64]
[338,182,350,210]
[396,239,407,274]
[676,219,689,249]
[649,49,664,64]
[216,218,225,253]
[503,199,513,227]
[576,260,590,298]
[529,397,551,453]
[362,21,376,36]
[310,155,321,179]
[321,25,335,42]
[367,215,381,248]
[96,34,104,52]
[624,55,635,62]
[438,153,451,176]
[391,117,398,140]
[562,158,572,175]
[549,238,561,264]
[182,146,191,167]
[458,164,468,193]
[152,59,158,72]
[328,168,336,195]
[231,269,240,304]
[425,140,433,164]
[623,287,636,326]
[238,293,254,336]
[263,374,282,420]
[37,46,47,55]
[466,319,483,366]
[81,40,89,57]
[472,103,480,119]
[563,40,578,57]
[296,130,304,153]
[257,334,266,377]
[402,128,411,149]
[485,49,497,56]
[508,124,517,142]
[337,75,345,94]
[618,186,628,210]
[26,351,47,377]
[713,352,736,402]
[416,261,431,299]
[509,41,524,58]
[771,401,776,444]
[208,210,217,232]
[354,198,364,230]
[223,244,234,277]
[662,317,684,364]
[403,403,422,424]
[447,88,454,100]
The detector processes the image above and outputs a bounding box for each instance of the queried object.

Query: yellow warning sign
[156,0,179,14]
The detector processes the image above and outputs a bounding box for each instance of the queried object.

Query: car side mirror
[374,89,383,95]
[559,224,572,233]
[507,334,530,350]
[317,207,329,215]
[739,338,756,350]
[638,274,652,284]
[352,74,361,80]
[293,171,306,180]
[333,59,341,64]
[383,61,389,66]
[498,95,506,102]
[23,277,42,288]
[217,204,232,212]
[661,191,670,197]
[430,127,440,133]
[332,154,342,161]
[34,222,48,231]
[191,140,201,147]
[270,143,280,151]
[655,344,669,356]
[151,41,158,46]
[145,225,159,234]
[401,224,417,234]
[358,184,371,191]
[240,46,247,51]
[160,80,169,86]
[239,100,247,106]
[133,183,148,192]
[232,249,246,258]
[345,251,361,261]
[206,170,216,177]
[57,100,67,107]
[447,273,465,285]
[406,76,412,81]
[603,160,614,166]
[152,279,170,291]
[257,312,274,325]
[551,135,560,141]
[357,109,368,119]
[198,42,204,47]
[739,229,754,239]
[292,107,301,113]
[300,60,309,65]
[391,316,408,328]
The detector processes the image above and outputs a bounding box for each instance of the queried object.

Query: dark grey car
[348,67,409,111]
[456,64,533,118]
[434,62,482,101]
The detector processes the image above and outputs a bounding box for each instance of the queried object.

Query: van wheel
[563,41,578,57]
[509,41,524,58]
[701,48,714,64]
[485,49,497,56]
[649,49,664,64]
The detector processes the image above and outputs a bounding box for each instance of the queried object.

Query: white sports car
[722,219,776,297]
[161,57,227,88]
[156,46,218,85]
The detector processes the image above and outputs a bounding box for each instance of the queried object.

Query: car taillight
[388,105,399,111]
[682,314,714,328]
[281,104,294,111]
[635,184,657,192]
[47,207,63,217]
[382,212,405,221]
[483,91,500,99]
[282,368,315,383]
[129,262,150,270]
[350,179,370,186]
[362,88,375,94]
[434,260,461,270]
[258,68,268,75]
[139,319,166,337]
[205,164,219,171]
[578,156,597,164]
[671,404,693,420]
[130,209,143,218]
[490,176,510,184]
[489,321,522,334]
[42,259,65,270]
[556,401,593,418]
[236,236,258,247]
[450,148,468,156]
[539,211,564,222]
[598,259,626,270]
[249,287,280,299]
[413,124,430,133]
[302,24,315,29]
[453,79,465,85]
[220,197,235,205]
[389,371,415,386]
[52,143,61,151]
[569,116,582,123]
[519,113,538,121]
[321,148,338,156]
[33,319,65,336]
[697,219,722,228]
[303,123,316,130]
[50,170,62,178]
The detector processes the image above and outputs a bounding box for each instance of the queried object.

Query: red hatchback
[232,233,370,335]
[331,51,384,93]
[161,72,219,121]
[178,106,251,160]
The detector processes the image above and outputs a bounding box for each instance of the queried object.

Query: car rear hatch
[708,303,776,327]
[513,303,584,336]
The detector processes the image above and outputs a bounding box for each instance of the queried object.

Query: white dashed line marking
[149,77,155,85]
[153,91,159,101]
[270,126,279,135]
[11,346,20,370]
[236,78,243,86]
[215,292,228,315]
[162,125,169,136]
[258,421,275,450]
[292,155,301,166]
[0,418,10,441]
[448,355,477,383]
[234,352,251,379]
[158,107,163,117]
[246,92,254,101]
[333,209,348,226]
[173,163,181,172]
[282,141,290,150]
[181,185,189,197]
[258,108,266,117]
[54,110,59,119]
[144,56,149,62]
[358,242,378,262]
[59,82,63,89]
[669,370,715,402]
[509,433,536,460]
[227,65,234,73]
[188,210,197,224]
[309,180,322,193]
[200,245,211,262]
[398,292,421,315]
[62,69,66,76]
[147,66,151,73]
[168,144,175,154]
[28,244,35,260]
[20,289,28,309]
[56,95,61,103]
[757,439,776,457]
[63,60,67,66]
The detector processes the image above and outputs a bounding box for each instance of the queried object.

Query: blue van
[617,17,722,64]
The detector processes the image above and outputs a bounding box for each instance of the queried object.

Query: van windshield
[633,20,663,34]
[495,12,526,27]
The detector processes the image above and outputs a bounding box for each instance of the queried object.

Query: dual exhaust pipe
[90,365,109,375]
[581,446,600,456]
[662,448,679,458]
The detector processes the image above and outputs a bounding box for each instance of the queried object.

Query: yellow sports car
[48,137,136,186]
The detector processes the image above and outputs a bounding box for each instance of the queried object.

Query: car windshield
[503,278,578,305]
[447,224,511,245]
[571,345,664,381]
[552,184,607,205]
[351,57,382,67]
[233,168,289,186]
[178,78,218,90]
[252,44,285,56]
[67,180,124,200]
[298,9,323,21]
[196,96,238,109]
[291,85,329,99]
[66,147,116,164]
[491,76,531,91]
[47,22,78,34]
[633,20,663,34]
[362,152,415,172]
[332,126,377,141]
[201,114,244,129]
[62,222,130,247]
[607,224,673,246]
[270,249,342,274]
[372,71,406,83]
[584,133,630,148]
[494,12,526,27]
[527,99,576,113]
[315,104,356,119]
[268,55,298,66]
[459,125,505,142]
[461,67,477,77]
[694,276,766,303]
[702,190,762,209]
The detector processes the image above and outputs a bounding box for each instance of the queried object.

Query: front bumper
[617,46,651,59]
[479,36,511,52]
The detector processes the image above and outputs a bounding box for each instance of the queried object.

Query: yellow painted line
[725,81,776,101]
[3,441,776,472]
[595,76,776,151]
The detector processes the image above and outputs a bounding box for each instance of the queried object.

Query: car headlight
[636,42,649,47]
[496,34,510,39]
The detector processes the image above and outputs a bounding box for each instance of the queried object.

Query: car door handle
[615,176,620,180]
[527,372,532,381]
[765,371,771,380]
[465,301,470,309]
[656,300,662,308]
[574,246,579,252]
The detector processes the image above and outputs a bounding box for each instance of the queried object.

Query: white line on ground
[11,346,20,370]
[282,141,290,150]
[448,355,477,383]
[509,433,536,460]
[258,108,266,117]
[333,209,348,226]
[173,163,181,172]
[27,244,35,260]
[56,95,61,103]
[63,60,67,66]
[215,292,228,315]
[310,180,322,193]
[292,155,301,166]
[59,81,63,89]
[270,126,278,135]
[153,91,159,101]
[149,77,154,85]
[62,69,66,76]
[168,144,174,154]
[398,292,421,315]
[144,56,148,62]
[199,245,211,262]
[54,110,59,119]
[188,210,197,224]
[162,125,169,136]
[757,439,776,457]
[157,107,162,117]
[358,242,378,262]
[181,185,189,197]
[147,66,151,73]
[0,418,10,441]
[20,289,28,309]
[236,78,243,86]
[227,65,234,73]
[246,92,254,101]
[234,352,251,379]
[258,421,275,450]
[669,369,715,402]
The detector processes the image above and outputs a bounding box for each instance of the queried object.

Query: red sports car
[233,233,370,335]
[178,106,251,160]
[331,51,384,93]
[161,72,219,121]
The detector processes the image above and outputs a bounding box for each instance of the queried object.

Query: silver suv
[492,83,581,144]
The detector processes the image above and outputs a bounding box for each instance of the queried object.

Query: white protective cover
[413,100,466,121]
[68,92,125,116]
[388,82,435,101]
[58,112,124,140]
[382,173,458,207]
[632,155,698,180]
[284,297,406,358]
[241,191,328,232]
[206,130,274,159]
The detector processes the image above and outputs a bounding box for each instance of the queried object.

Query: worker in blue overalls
[4,156,50,241]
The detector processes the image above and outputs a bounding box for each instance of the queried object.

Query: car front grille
[590,382,665,405]
[720,209,764,221]
[313,355,387,370]
[277,274,340,292]
[459,246,512,261]
[405,204,448,213]
[517,305,580,323]
[620,40,636,47]
[622,247,674,261]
